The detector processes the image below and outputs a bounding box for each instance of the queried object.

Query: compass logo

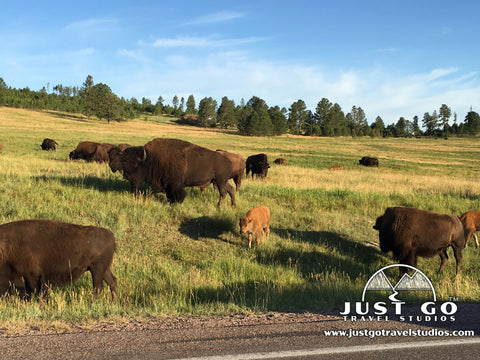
[341,264,457,323]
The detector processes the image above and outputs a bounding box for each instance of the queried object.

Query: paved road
[1,304,478,359]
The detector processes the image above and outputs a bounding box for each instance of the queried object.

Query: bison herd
[0,136,477,301]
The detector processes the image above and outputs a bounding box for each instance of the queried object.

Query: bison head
[69,150,78,160]
[120,146,148,191]
[108,147,123,173]
[239,217,252,234]
[373,214,393,253]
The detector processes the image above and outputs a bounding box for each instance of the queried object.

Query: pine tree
[185,94,197,114]
[217,97,236,128]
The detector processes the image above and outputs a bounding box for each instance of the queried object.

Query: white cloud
[109,48,480,125]
[152,36,267,48]
[181,11,245,26]
[63,18,118,33]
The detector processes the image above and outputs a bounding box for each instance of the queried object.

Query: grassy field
[0,107,480,331]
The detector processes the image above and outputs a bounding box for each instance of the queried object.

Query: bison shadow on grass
[257,228,382,278]
[178,216,236,242]
[34,175,132,193]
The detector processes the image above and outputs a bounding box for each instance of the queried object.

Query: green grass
[0,107,480,331]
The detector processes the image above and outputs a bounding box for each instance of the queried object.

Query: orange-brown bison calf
[239,206,270,249]
[329,165,343,170]
[0,219,117,300]
[460,210,480,248]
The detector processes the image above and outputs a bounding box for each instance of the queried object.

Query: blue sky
[2,0,479,124]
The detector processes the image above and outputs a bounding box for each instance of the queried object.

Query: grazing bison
[120,138,235,206]
[69,141,115,163]
[239,206,271,249]
[359,156,379,166]
[108,144,133,174]
[0,219,117,299]
[460,210,480,248]
[373,207,465,275]
[216,150,246,192]
[246,153,270,179]
[41,138,58,151]
[274,158,286,165]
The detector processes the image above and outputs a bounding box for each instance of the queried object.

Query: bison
[329,165,343,170]
[239,206,271,249]
[41,138,58,151]
[216,150,246,192]
[460,210,480,248]
[69,141,116,163]
[0,219,117,299]
[274,158,286,165]
[246,154,270,179]
[120,138,235,206]
[359,156,379,166]
[108,144,133,174]
[373,207,465,275]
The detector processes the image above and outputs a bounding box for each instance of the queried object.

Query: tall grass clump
[0,107,480,331]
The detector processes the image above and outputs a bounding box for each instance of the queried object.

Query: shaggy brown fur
[41,138,58,151]
[374,207,465,275]
[239,206,271,249]
[0,219,117,299]
[69,141,115,163]
[216,150,246,192]
[246,154,270,179]
[120,138,235,206]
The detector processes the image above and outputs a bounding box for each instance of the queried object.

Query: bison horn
[142,147,147,161]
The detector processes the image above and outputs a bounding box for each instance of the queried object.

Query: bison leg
[216,182,235,207]
[450,244,463,275]
[248,233,253,249]
[234,174,242,192]
[166,185,187,204]
[465,229,475,248]
[474,233,479,248]
[103,268,118,299]
[255,232,261,247]
[23,274,49,300]
[398,251,416,276]
[438,250,449,273]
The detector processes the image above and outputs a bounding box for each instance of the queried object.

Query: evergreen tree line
[1,76,479,136]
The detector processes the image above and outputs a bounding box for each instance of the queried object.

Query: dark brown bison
[216,150,246,192]
[120,138,235,206]
[108,144,133,173]
[373,207,465,275]
[359,156,379,166]
[41,138,58,151]
[460,210,480,248]
[0,219,117,299]
[274,158,286,165]
[246,154,270,179]
[69,142,116,163]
